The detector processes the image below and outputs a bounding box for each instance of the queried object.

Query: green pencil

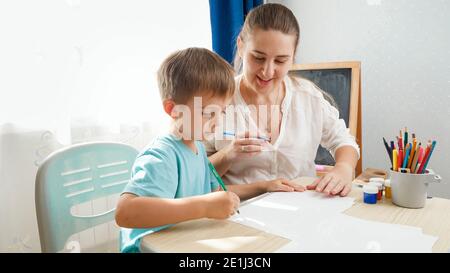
[208,161,240,214]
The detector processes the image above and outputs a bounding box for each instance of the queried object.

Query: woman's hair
[233,3,337,108]
[158,47,235,104]
[233,3,300,73]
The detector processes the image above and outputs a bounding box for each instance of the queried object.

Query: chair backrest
[35,142,139,252]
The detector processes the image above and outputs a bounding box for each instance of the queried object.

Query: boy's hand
[306,163,353,196]
[203,191,240,219]
[264,178,306,192]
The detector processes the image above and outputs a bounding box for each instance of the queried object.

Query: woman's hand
[222,132,269,162]
[264,178,306,192]
[210,132,270,178]
[307,163,354,196]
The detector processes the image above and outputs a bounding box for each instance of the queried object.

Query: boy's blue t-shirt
[119,134,220,253]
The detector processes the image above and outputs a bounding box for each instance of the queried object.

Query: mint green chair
[35,142,138,252]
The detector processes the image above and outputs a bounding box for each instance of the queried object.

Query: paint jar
[368,181,383,200]
[369,177,385,184]
[384,179,392,199]
[363,184,378,204]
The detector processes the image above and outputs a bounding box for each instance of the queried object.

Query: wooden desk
[142,177,450,253]
[141,218,290,253]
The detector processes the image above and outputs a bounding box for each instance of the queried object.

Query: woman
[205,3,359,199]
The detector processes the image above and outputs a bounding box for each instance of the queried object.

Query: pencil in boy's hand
[207,161,240,214]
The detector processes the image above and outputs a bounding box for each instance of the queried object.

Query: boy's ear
[162,99,177,118]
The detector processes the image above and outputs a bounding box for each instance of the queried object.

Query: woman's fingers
[267,179,294,192]
[236,131,251,138]
[340,184,352,197]
[236,131,270,140]
[307,174,352,196]
[239,145,262,153]
[230,136,270,158]
[234,138,265,146]
[276,183,294,192]
[306,178,321,190]
[330,182,345,195]
[283,180,306,192]
[315,175,333,192]
[241,152,261,158]
[323,178,340,195]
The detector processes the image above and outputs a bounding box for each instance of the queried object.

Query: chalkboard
[288,62,361,168]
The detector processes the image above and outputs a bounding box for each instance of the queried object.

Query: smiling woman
[205,3,360,199]
[0,0,212,252]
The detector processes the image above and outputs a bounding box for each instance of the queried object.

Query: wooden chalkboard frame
[290,61,362,175]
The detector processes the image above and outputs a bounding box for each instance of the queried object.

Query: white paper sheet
[231,191,437,253]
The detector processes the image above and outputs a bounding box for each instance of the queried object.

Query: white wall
[271,0,450,198]
[0,0,212,252]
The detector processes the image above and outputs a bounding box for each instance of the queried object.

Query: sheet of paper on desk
[231,191,437,253]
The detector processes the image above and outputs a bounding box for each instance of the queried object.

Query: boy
[115,47,304,253]
[115,48,240,252]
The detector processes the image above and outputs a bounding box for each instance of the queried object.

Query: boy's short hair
[157,47,235,103]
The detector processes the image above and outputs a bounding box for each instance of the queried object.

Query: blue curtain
[209,0,263,64]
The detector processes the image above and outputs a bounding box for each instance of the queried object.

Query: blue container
[363,185,378,204]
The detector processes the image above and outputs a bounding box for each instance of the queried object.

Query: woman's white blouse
[204,75,360,185]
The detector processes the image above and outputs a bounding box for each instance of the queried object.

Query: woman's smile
[256,75,273,87]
